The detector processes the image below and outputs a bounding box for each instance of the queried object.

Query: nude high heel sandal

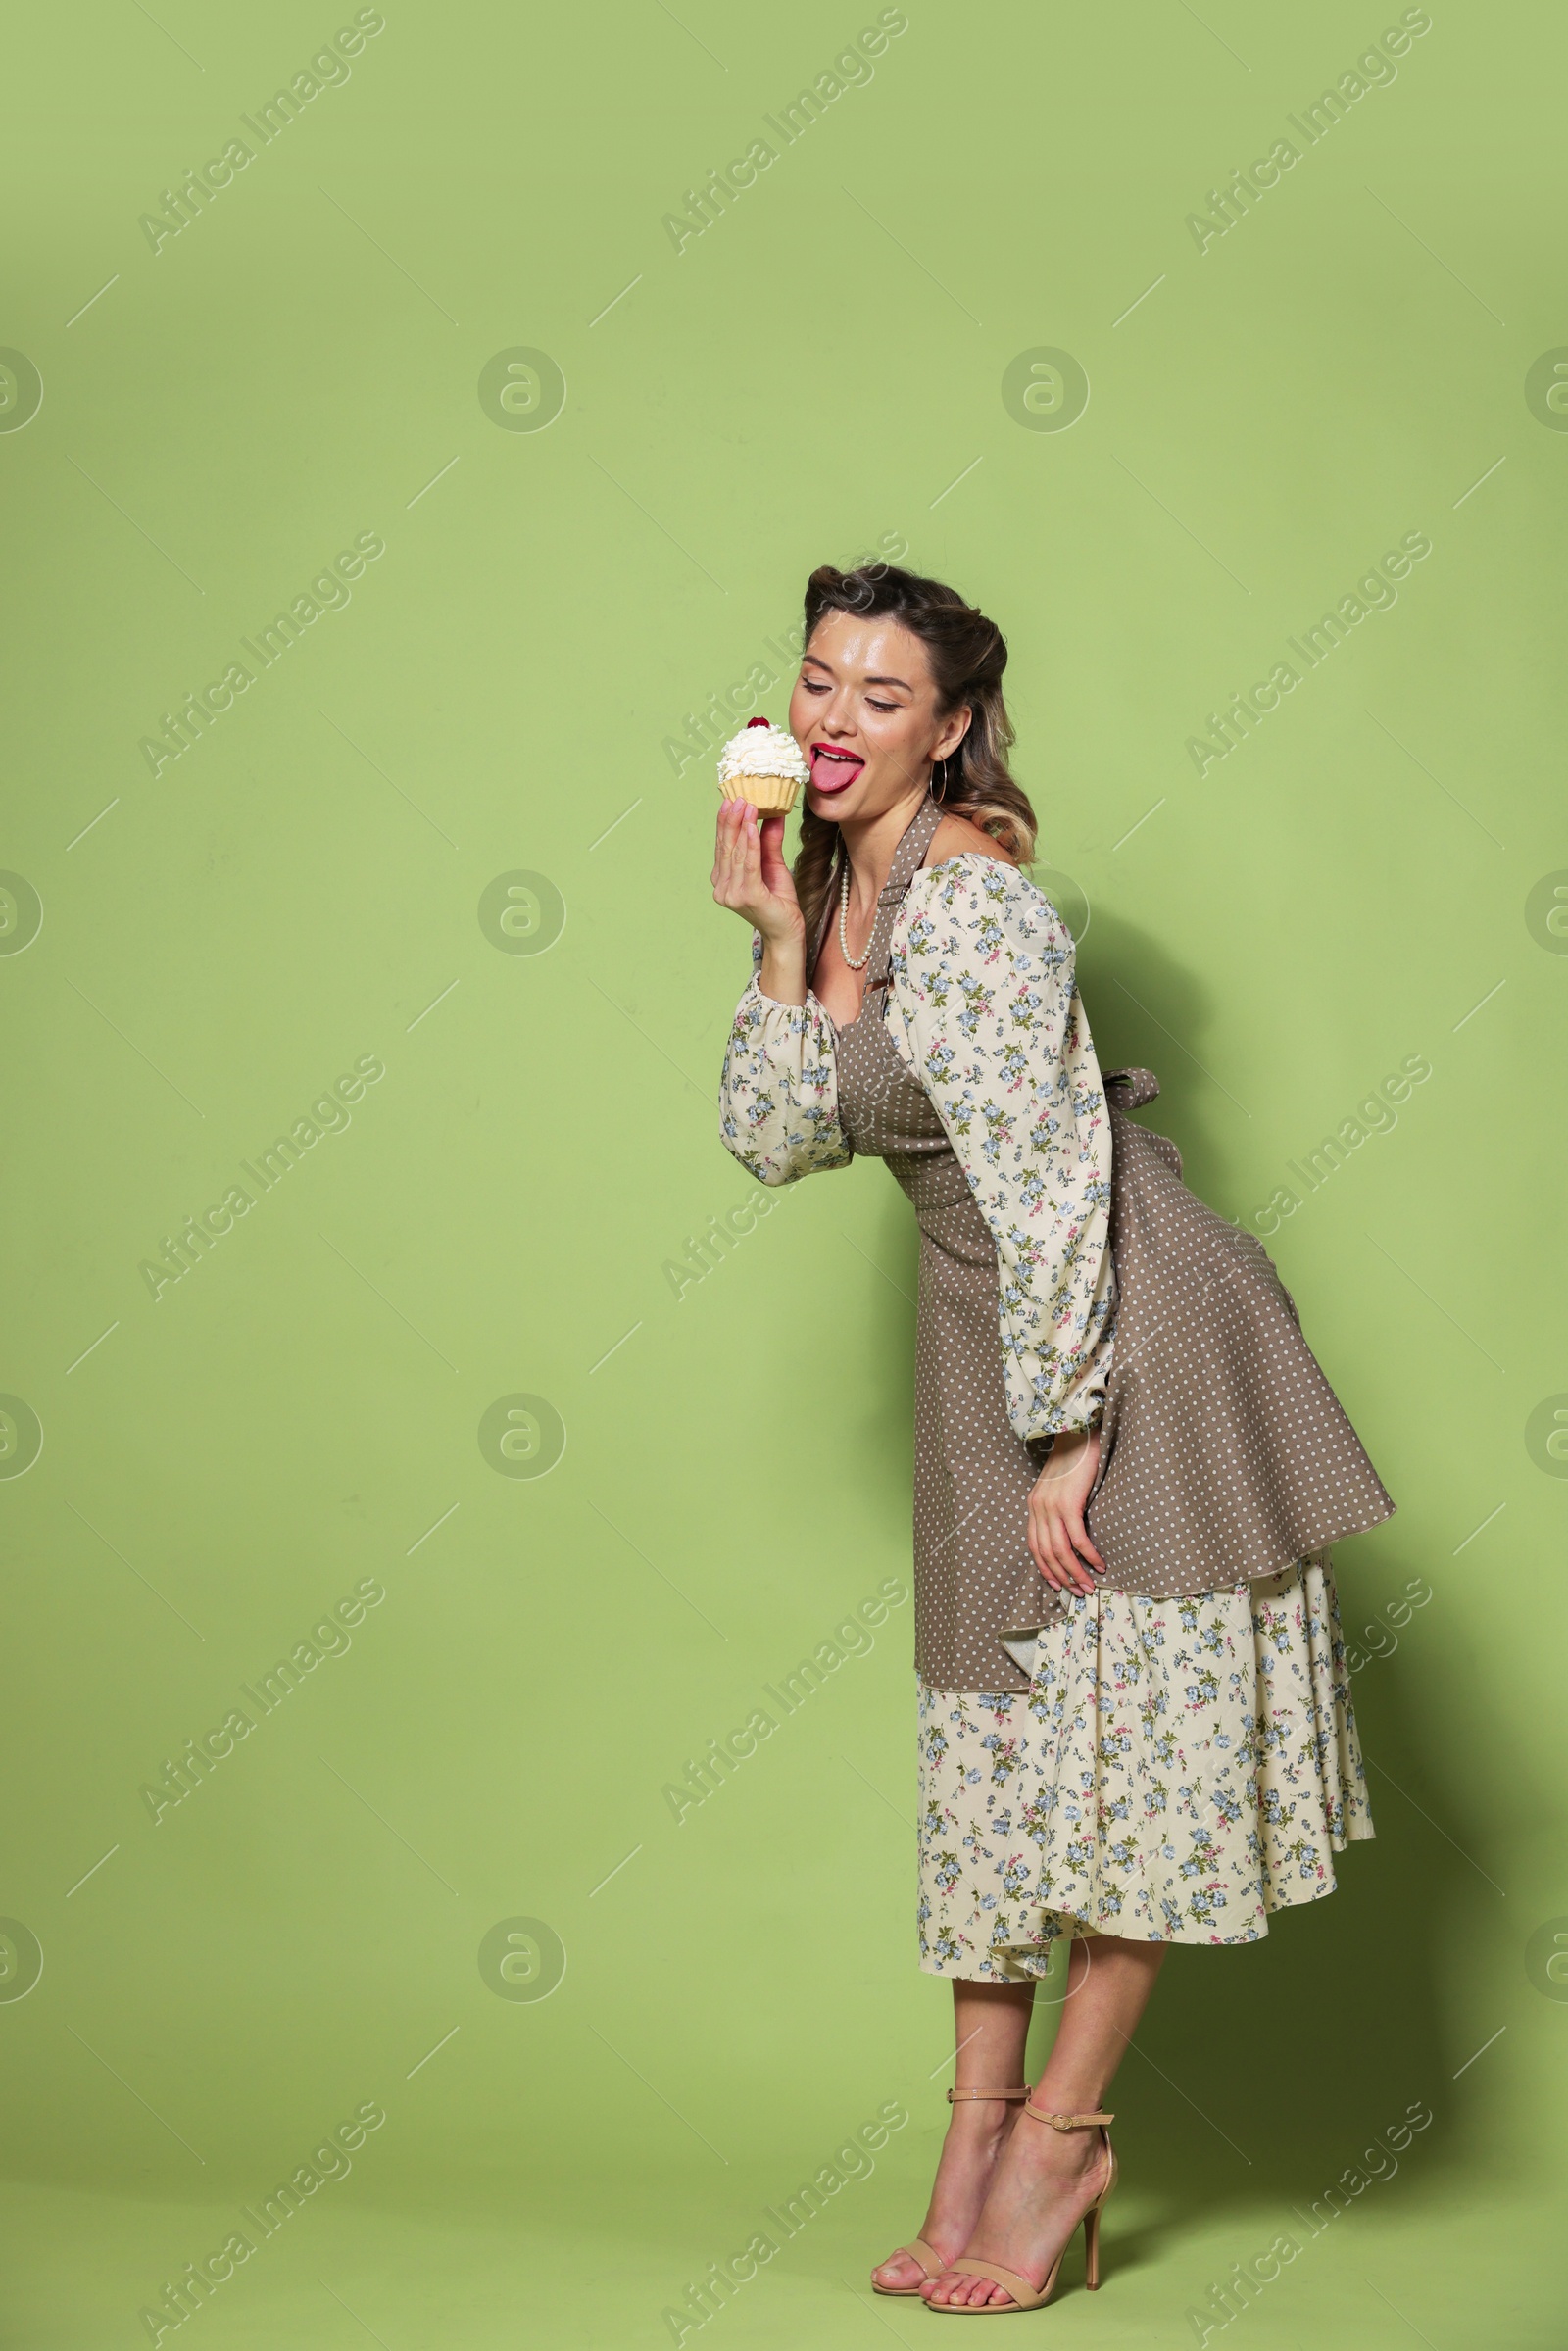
[869,2087,1031,2297]
[926,2105,1117,2316]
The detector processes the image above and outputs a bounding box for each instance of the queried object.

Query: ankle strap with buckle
[947,2085,1031,2103]
[1022,2104,1115,2129]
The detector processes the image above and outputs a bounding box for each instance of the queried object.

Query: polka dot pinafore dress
[813,799,1375,1979]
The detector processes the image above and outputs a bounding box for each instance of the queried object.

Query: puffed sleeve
[718,930,854,1187]
[884,859,1115,1442]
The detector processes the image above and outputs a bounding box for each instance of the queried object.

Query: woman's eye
[867,699,897,712]
[801,678,829,695]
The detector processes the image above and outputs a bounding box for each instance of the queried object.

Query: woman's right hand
[1027,1429,1104,1597]
[711,799,807,967]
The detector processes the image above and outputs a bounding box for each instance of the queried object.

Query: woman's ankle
[1005,2109,1108,2187]
[945,2098,1019,2147]
[1024,2075,1111,2119]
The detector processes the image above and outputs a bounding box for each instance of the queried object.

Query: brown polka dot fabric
[1046,1075,1396,1624]
[815,801,1396,1695]
[821,802,1054,1690]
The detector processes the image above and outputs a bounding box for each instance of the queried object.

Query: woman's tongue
[811,745,864,791]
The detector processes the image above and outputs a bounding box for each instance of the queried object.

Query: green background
[2,0,1563,2342]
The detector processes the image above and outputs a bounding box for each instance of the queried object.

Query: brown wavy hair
[793,563,1037,964]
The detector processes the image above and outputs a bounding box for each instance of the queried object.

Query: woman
[711,563,1392,2315]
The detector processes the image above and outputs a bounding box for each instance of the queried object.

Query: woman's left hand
[1027,1430,1104,1595]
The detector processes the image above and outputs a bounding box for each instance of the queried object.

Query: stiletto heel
[1082,2132,1117,2289]
[928,2106,1116,2316]
[869,2086,1031,2297]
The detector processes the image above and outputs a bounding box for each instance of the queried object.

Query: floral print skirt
[916,1556,1373,1976]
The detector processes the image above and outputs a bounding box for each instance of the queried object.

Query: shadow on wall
[1073,906,1240,1218]
[1073,1628,1483,2298]
[1056,912,1479,2235]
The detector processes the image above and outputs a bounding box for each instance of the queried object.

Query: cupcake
[716,715,810,816]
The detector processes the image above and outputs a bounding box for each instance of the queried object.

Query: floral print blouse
[718,855,1116,1441]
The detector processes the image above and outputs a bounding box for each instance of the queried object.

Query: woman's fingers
[1035,1502,1095,1594]
[1029,1504,1071,1590]
[740,806,762,892]
[1026,1515,1056,1587]
[1053,1536,1092,1594]
[711,800,736,883]
[1062,1503,1105,1576]
[1062,1510,1099,1591]
[712,800,760,910]
[1024,1431,1103,1594]
[758,812,795,901]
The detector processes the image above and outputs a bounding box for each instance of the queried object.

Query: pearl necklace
[838,857,873,971]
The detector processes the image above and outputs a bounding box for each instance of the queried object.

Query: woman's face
[787,610,970,821]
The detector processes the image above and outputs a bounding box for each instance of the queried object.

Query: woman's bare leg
[921,1932,1167,2308]
[870,1980,1034,2292]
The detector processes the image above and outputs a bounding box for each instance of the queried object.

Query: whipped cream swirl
[717,720,810,783]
